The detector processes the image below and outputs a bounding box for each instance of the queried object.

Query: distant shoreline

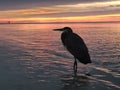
[0,21,120,24]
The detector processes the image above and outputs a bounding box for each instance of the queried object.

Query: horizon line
[0,21,120,24]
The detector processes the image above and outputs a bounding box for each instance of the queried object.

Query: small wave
[61,73,120,90]
[43,49,72,59]
[90,65,120,77]
[89,76,120,89]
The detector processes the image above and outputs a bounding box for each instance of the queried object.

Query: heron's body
[53,27,91,73]
[61,30,91,64]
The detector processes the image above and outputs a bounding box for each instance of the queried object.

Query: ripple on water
[0,23,120,90]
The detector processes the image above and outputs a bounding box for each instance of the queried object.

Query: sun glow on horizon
[1,14,119,23]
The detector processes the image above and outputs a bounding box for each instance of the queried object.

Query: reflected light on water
[0,23,120,90]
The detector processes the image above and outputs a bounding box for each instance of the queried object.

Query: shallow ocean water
[0,23,120,90]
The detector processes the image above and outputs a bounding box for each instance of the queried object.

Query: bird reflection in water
[61,73,90,90]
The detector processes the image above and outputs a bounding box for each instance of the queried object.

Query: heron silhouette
[54,27,91,74]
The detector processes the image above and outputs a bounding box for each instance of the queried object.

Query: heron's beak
[53,28,64,31]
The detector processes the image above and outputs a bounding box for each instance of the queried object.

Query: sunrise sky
[0,0,120,23]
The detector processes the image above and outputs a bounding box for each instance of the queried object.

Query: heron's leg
[73,57,77,74]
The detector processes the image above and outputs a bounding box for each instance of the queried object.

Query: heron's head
[53,27,73,33]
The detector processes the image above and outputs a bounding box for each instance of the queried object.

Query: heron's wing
[61,32,67,46]
[67,33,88,54]
[63,33,91,64]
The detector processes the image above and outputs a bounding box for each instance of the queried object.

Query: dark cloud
[0,0,114,10]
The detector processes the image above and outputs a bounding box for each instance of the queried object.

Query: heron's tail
[77,56,92,64]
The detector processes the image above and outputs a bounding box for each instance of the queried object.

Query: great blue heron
[54,27,91,73]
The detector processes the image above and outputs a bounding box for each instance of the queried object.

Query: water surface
[0,23,120,90]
